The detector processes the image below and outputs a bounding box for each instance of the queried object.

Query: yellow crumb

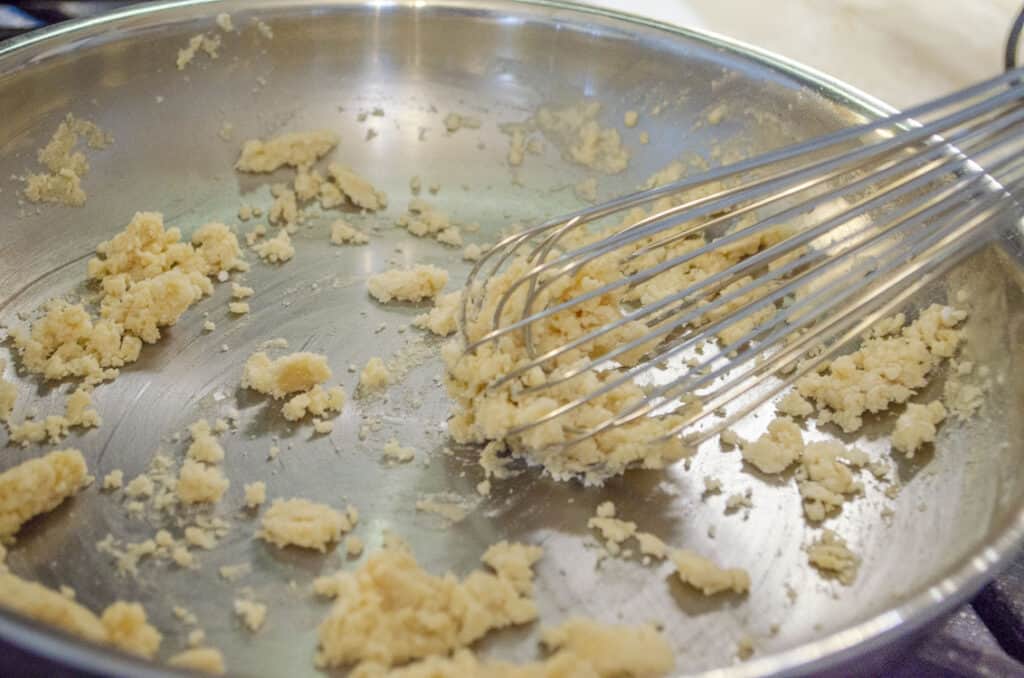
[0,449,88,540]
[796,305,965,432]
[325,163,388,211]
[358,357,391,392]
[176,460,229,504]
[345,535,364,557]
[253,229,294,263]
[233,599,267,632]
[102,469,124,491]
[186,419,225,464]
[242,351,331,399]
[382,438,415,463]
[330,219,369,245]
[807,529,859,585]
[258,498,353,552]
[235,130,339,172]
[315,537,542,671]
[281,384,345,422]
[413,290,461,337]
[244,481,266,509]
[168,647,226,675]
[100,601,162,659]
[670,549,750,595]
[368,265,448,304]
[741,417,803,473]
[891,401,946,456]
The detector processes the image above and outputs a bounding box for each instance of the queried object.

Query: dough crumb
[244,481,266,509]
[323,163,388,211]
[796,305,965,432]
[536,101,630,174]
[235,130,338,172]
[8,387,102,447]
[0,572,106,644]
[168,647,226,675]
[184,526,217,550]
[368,264,449,304]
[382,438,415,463]
[176,460,229,504]
[741,417,803,473]
[797,440,862,522]
[0,571,163,660]
[330,219,369,245]
[891,401,946,456]
[0,449,88,539]
[777,391,813,418]
[541,617,674,678]
[415,492,477,523]
[215,12,234,32]
[242,351,331,399]
[124,474,154,499]
[635,532,669,560]
[102,469,124,491]
[315,537,542,671]
[443,112,482,133]
[233,598,267,632]
[228,302,250,315]
[100,601,162,659]
[258,498,353,552]
[252,229,294,263]
[186,419,225,464]
[396,199,463,246]
[231,283,254,299]
[312,419,334,434]
[807,529,859,585]
[358,357,391,392]
[281,384,346,422]
[588,506,637,556]
[13,212,242,385]
[462,243,484,261]
[23,114,111,207]
[176,33,221,70]
[345,535,364,557]
[412,290,461,337]
[218,563,251,581]
[670,549,750,596]
[253,18,273,39]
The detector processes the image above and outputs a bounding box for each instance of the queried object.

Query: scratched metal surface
[0,1,1022,676]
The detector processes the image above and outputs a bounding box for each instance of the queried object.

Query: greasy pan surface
[0,1,1022,676]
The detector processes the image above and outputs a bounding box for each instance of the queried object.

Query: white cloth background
[583,0,1020,109]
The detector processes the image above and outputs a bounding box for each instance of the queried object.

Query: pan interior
[0,2,1022,676]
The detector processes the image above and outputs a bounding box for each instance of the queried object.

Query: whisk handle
[1005,4,1024,70]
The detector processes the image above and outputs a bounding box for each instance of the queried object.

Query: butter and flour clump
[440,192,787,483]
[10,211,244,384]
[314,536,543,673]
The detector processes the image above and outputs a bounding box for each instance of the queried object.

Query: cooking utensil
[464,68,1024,454]
[0,2,1021,677]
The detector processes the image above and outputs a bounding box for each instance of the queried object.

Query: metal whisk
[461,68,1024,454]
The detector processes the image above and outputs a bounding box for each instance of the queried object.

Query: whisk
[460,68,1024,456]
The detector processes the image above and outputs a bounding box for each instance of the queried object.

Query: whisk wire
[459,67,1024,457]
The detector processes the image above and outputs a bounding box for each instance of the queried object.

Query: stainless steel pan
[0,1,1022,676]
